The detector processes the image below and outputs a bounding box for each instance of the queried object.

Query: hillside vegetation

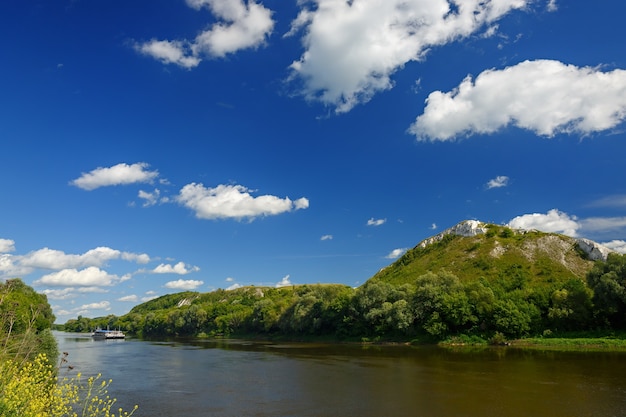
[373,224,594,287]
[62,222,626,343]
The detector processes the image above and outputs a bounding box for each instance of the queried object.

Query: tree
[0,279,56,362]
[547,279,593,330]
[412,271,474,338]
[355,280,414,336]
[587,253,626,327]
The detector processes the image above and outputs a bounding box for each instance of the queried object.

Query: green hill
[63,220,625,341]
[372,221,600,287]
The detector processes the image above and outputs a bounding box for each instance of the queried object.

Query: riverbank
[216,330,626,351]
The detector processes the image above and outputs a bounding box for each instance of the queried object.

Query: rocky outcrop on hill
[417,220,488,249]
[418,220,614,262]
[576,238,614,261]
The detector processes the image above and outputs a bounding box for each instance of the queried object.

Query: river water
[54,332,626,417]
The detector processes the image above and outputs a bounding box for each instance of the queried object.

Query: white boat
[92,328,125,339]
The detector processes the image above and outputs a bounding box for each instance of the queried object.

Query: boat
[91,327,125,340]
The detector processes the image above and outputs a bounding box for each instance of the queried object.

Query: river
[54,331,626,417]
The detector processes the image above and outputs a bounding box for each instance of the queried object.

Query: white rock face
[576,238,613,261]
[177,298,192,307]
[449,220,489,237]
[417,220,488,248]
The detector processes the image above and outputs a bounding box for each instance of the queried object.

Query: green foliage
[547,279,593,330]
[60,233,626,343]
[1,279,55,334]
[0,353,137,417]
[1,279,57,363]
[587,253,626,326]
[372,224,594,287]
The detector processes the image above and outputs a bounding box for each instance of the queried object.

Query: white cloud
[71,162,159,191]
[118,294,139,302]
[276,274,292,288]
[367,218,386,227]
[152,262,200,275]
[487,175,510,189]
[226,283,243,291]
[191,0,274,58]
[138,189,165,207]
[137,0,274,66]
[580,217,626,234]
[79,301,111,311]
[0,254,31,277]
[386,248,407,259]
[508,209,626,244]
[35,267,120,287]
[320,234,333,241]
[588,195,626,208]
[164,279,204,290]
[41,288,78,300]
[42,286,108,300]
[508,209,580,236]
[225,277,234,282]
[430,223,438,230]
[135,39,200,68]
[20,246,149,270]
[410,60,626,141]
[177,183,309,220]
[121,252,151,264]
[602,240,626,254]
[288,0,529,113]
[0,239,15,253]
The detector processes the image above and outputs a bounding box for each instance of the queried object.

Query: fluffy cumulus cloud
[71,162,159,190]
[79,301,111,311]
[385,248,407,259]
[177,183,309,220]
[0,239,15,253]
[152,262,200,275]
[508,210,626,243]
[34,267,120,287]
[41,286,108,300]
[164,279,204,290]
[118,294,139,302]
[137,0,274,66]
[320,234,333,241]
[508,209,580,236]
[410,60,626,141]
[287,0,529,113]
[367,218,386,227]
[487,175,509,189]
[0,254,31,277]
[19,246,150,270]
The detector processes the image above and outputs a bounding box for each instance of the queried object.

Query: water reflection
[54,332,626,417]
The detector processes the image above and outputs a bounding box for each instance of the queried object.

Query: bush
[0,353,138,417]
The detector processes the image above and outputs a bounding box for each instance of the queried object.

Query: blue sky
[2,0,626,322]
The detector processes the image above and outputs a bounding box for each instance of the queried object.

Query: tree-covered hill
[62,221,626,343]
